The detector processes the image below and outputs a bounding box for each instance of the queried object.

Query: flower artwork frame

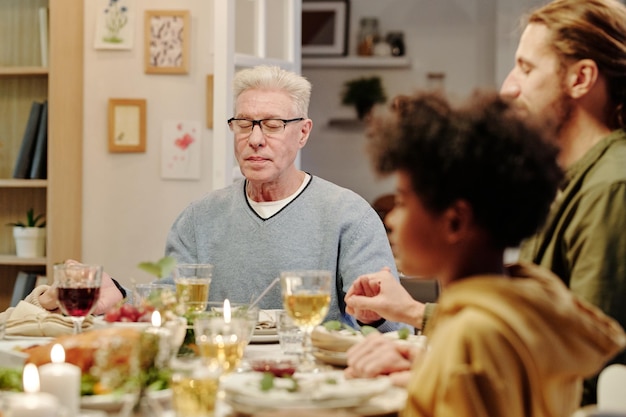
[94,0,134,50]
[108,98,146,153]
[302,0,349,56]
[144,10,190,74]
[161,120,202,180]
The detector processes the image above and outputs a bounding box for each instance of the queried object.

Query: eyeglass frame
[227,117,305,136]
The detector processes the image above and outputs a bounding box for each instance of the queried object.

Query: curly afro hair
[368,89,564,248]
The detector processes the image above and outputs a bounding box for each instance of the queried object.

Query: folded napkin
[6,301,95,337]
[256,310,277,329]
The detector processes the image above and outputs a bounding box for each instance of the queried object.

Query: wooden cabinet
[0,0,82,308]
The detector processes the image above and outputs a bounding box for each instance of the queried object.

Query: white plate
[250,333,279,343]
[80,393,137,412]
[313,348,348,367]
[222,371,391,411]
[92,316,152,330]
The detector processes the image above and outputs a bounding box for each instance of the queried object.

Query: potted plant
[340,76,387,120]
[7,208,46,258]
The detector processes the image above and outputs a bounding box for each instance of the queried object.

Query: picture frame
[144,10,190,74]
[108,98,146,153]
[302,0,349,56]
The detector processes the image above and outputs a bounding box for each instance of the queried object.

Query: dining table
[0,328,406,417]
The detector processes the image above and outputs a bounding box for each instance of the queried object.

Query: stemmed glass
[54,263,103,334]
[280,270,331,372]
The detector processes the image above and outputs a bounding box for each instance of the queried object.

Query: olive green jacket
[520,129,626,404]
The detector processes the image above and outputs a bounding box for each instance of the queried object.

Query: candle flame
[50,344,65,364]
[23,363,40,393]
[151,310,162,327]
[224,299,231,323]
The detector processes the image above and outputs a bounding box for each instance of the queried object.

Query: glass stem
[72,317,84,334]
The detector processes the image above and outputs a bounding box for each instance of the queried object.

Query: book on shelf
[39,7,49,68]
[12,101,44,179]
[10,271,38,307]
[29,100,48,179]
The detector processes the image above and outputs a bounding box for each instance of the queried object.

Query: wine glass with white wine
[280,270,331,372]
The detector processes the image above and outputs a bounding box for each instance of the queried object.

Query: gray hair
[232,65,311,118]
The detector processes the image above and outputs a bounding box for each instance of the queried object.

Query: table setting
[0,265,410,417]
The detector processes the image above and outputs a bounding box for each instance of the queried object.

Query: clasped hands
[39,260,124,314]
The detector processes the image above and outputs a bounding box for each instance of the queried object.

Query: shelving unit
[302,55,411,69]
[0,0,83,309]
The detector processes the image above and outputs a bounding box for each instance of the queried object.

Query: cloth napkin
[5,301,95,337]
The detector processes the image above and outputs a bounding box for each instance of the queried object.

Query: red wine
[58,287,100,316]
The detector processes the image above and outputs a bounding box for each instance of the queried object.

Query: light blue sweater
[163,175,404,331]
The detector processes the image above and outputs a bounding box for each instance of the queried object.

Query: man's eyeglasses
[227,118,304,136]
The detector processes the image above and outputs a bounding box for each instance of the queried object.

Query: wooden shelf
[0,179,47,188]
[302,56,411,69]
[0,66,48,77]
[327,118,366,129]
[0,254,47,266]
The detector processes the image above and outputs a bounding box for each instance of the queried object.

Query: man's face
[385,171,448,278]
[500,23,574,139]
[233,88,310,184]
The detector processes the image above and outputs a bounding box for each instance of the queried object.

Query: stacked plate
[311,326,427,367]
[221,370,400,415]
[251,309,281,343]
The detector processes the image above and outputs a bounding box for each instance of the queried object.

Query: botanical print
[94,0,134,50]
[161,120,202,180]
[148,14,186,68]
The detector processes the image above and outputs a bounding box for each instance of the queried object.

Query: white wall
[82,0,214,284]
[300,0,541,204]
[82,0,542,287]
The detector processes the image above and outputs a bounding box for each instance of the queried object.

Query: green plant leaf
[137,256,177,279]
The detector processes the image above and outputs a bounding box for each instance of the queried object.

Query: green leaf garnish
[323,320,343,331]
[360,326,380,336]
[397,328,410,340]
[260,373,274,391]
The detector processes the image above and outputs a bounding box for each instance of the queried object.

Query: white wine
[176,279,210,312]
[198,340,245,373]
[284,293,330,328]
[171,374,219,417]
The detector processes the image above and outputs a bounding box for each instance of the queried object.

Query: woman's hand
[344,333,414,382]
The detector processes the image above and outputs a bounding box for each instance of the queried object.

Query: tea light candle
[39,344,80,417]
[7,363,59,417]
[146,310,172,367]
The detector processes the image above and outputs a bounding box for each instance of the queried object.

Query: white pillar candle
[7,363,59,417]
[146,310,172,368]
[39,344,81,417]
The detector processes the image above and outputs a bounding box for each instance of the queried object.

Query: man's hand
[345,267,425,328]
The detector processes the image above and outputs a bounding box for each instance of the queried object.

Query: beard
[547,90,575,141]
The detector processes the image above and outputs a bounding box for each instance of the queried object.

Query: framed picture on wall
[108,98,146,153]
[144,10,190,74]
[302,0,349,56]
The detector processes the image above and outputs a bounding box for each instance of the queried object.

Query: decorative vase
[13,227,46,258]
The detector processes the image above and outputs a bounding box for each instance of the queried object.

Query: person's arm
[345,268,427,329]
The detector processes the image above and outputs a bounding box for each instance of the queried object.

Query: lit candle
[7,363,59,417]
[146,310,172,367]
[223,298,231,323]
[39,344,81,417]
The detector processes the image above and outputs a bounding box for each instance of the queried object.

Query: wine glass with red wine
[54,263,103,334]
